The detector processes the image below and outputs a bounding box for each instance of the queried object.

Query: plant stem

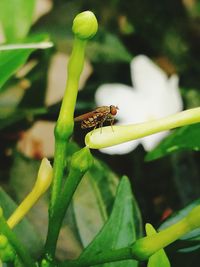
[85,107,200,149]
[59,246,133,267]
[0,208,35,267]
[45,169,84,257]
[45,147,93,258]
[59,204,200,266]
[50,37,87,214]
[45,10,97,260]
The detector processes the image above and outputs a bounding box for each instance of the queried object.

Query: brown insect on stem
[74,105,119,131]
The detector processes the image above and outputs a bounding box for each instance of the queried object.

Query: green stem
[45,169,84,257]
[85,107,200,149]
[0,208,35,267]
[59,205,200,266]
[46,10,97,260]
[50,37,87,214]
[45,147,93,258]
[59,246,133,267]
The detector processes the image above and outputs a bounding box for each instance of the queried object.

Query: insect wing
[74,106,110,122]
[74,111,97,122]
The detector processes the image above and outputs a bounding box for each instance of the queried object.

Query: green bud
[72,11,98,40]
[0,236,15,262]
[71,146,93,173]
[0,235,8,249]
[41,258,51,267]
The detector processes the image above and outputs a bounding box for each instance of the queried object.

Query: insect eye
[110,105,118,115]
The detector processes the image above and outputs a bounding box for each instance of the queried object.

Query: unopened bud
[72,11,98,40]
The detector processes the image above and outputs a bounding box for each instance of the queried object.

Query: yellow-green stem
[50,38,87,213]
[85,107,200,149]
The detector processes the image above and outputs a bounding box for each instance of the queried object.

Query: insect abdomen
[81,114,100,128]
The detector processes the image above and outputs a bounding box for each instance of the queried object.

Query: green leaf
[146,223,171,267]
[88,31,132,62]
[159,199,200,252]
[77,176,141,267]
[145,123,200,161]
[73,159,120,247]
[0,0,35,42]
[0,36,52,91]
[0,187,43,257]
[0,49,35,90]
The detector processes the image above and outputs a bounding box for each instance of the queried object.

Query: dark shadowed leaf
[145,123,200,161]
[88,31,132,62]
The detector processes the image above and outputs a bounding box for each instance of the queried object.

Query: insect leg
[110,119,115,132]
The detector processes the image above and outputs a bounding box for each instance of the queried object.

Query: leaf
[76,176,141,267]
[0,107,48,130]
[0,0,35,42]
[145,123,200,161]
[0,42,53,51]
[0,49,35,90]
[0,187,43,257]
[73,159,119,247]
[88,31,132,63]
[159,199,200,252]
[0,35,52,91]
[146,223,171,267]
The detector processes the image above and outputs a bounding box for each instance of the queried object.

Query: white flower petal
[95,83,133,107]
[166,75,183,113]
[95,84,145,123]
[95,55,183,154]
[99,139,140,155]
[140,131,169,151]
[130,55,168,95]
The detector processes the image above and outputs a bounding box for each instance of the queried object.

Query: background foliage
[1,0,200,266]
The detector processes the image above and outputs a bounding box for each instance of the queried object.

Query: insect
[74,105,119,130]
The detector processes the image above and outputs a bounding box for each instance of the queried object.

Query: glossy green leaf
[0,49,35,90]
[76,176,141,267]
[146,123,200,161]
[0,0,35,42]
[0,187,43,257]
[0,36,52,91]
[146,223,171,267]
[159,199,200,252]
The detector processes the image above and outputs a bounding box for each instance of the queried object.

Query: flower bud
[7,158,53,229]
[34,157,53,195]
[0,235,15,262]
[0,235,8,249]
[72,11,98,40]
[71,146,93,173]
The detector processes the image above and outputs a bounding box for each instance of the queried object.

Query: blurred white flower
[95,55,183,154]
